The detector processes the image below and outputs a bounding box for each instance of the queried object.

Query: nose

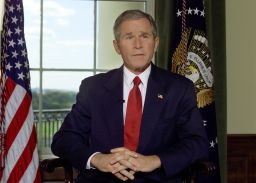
[134,37,142,49]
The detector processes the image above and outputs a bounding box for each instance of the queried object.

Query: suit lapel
[138,65,167,152]
[103,67,124,148]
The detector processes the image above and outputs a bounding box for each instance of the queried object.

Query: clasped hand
[91,147,161,181]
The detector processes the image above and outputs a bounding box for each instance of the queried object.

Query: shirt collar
[123,64,151,87]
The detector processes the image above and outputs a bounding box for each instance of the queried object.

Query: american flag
[0,0,41,182]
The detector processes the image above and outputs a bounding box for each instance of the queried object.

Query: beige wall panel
[226,0,256,133]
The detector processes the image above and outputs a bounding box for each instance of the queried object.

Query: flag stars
[194,8,200,15]
[3,53,9,59]
[17,4,22,11]
[18,38,25,46]
[8,39,16,47]
[187,8,193,14]
[7,29,13,36]
[12,50,18,58]
[15,27,22,35]
[9,5,15,13]
[200,10,205,17]
[210,140,215,148]
[18,72,25,80]
[11,16,18,24]
[203,120,207,126]
[184,7,205,17]
[176,9,182,17]
[21,49,27,57]
[24,61,29,68]
[5,63,13,71]
[15,61,22,69]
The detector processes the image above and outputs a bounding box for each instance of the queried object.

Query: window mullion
[93,1,97,75]
[37,0,44,155]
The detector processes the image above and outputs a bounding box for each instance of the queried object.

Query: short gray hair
[113,9,157,40]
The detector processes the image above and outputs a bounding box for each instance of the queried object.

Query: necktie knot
[133,76,141,87]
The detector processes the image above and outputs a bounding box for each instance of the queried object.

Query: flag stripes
[7,128,36,183]
[22,147,40,183]
[0,78,38,182]
[4,79,25,131]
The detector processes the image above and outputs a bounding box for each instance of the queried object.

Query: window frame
[27,0,155,156]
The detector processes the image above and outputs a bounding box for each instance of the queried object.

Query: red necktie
[124,76,142,151]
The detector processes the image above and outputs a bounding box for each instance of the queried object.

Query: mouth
[133,54,144,56]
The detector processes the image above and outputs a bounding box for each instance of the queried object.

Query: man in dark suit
[51,10,208,183]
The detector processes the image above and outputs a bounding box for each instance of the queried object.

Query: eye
[141,33,150,38]
[125,35,134,40]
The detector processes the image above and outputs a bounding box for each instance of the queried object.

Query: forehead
[118,18,153,34]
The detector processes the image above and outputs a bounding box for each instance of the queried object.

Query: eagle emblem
[172,28,214,108]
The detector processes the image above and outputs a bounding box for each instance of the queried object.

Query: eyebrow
[122,31,153,37]
[140,32,152,36]
[122,32,133,38]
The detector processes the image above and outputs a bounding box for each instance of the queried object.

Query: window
[24,0,155,156]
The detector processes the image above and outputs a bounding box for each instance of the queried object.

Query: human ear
[154,37,159,52]
[113,40,121,54]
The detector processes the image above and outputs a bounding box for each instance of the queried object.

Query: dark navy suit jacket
[51,64,208,183]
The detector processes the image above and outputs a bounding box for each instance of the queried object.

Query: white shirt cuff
[86,152,100,169]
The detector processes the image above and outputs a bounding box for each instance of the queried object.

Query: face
[113,18,159,74]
